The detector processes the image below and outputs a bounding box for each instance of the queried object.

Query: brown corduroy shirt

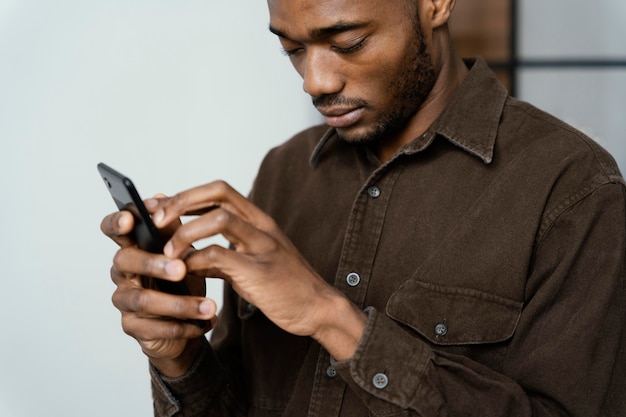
[151,58,626,416]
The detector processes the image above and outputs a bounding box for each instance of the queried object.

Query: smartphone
[97,163,206,327]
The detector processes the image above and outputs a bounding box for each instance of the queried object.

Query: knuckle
[120,315,143,340]
[111,290,123,310]
[120,316,134,337]
[266,217,281,234]
[167,321,187,339]
[174,223,195,243]
[111,286,138,313]
[204,245,221,262]
[265,237,281,254]
[213,208,233,227]
[101,212,121,235]
[171,296,188,317]
[116,288,148,313]
[211,179,230,195]
[100,214,112,234]
[140,255,157,276]
[168,192,188,212]
[102,211,132,237]
[187,245,219,272]
[109,266,121,284]
[259,217,277,232]
[131,289,150,312]
[112,249,126,268]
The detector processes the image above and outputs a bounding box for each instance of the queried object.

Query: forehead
[267,0,387,37]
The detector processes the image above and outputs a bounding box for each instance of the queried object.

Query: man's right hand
[100,208,218,377]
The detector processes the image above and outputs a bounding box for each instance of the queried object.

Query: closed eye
[280,46,304,57]
[333,36,368,54]
[281,36,369,57]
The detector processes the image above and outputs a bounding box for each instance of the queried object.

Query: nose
[301,48,343,98]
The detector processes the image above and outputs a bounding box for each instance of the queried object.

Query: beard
[313,18,437,146]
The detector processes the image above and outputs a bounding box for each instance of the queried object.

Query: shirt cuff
[150,337,224,417]
[331,307,437,414]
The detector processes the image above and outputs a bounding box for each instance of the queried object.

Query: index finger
[153,181,272,232]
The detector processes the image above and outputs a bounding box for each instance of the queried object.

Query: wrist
[149,337,205,378]
[311,292,367,361]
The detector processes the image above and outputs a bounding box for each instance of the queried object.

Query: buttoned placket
[306,162,404,417]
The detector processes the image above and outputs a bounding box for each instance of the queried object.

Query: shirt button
[367,186,381,199]
[346,272,361,287]
[372,373,389,389]
[245,303,257,313]
[434,323,448,337]
[326,366,338,378]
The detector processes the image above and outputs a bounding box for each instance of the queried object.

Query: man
[101,0,626,416]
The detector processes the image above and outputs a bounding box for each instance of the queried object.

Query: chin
[334,125,380,145]
[338,121,398,147]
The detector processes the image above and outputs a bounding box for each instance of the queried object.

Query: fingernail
[117,212,132,230]
[165,260,184,277]
[199,300,214,316]
[152,209,164,225]
[164,241,173,257]
[145,198,158,209]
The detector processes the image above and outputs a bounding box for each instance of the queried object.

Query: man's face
[268,0,437,146]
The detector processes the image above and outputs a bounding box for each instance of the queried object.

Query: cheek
[344,27,418,99]
[348,51,408,103]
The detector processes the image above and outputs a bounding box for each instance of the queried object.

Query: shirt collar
[310,57,508,166]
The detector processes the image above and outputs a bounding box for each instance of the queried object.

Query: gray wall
[0,1,317,416]
[518,0,626,171]
[1,1,624,416]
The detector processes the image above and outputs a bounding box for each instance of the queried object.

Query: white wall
[0,1,318,416]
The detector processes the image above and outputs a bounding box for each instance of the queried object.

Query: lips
[318,107,365,128]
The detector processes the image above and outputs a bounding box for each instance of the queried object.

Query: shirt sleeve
[150,337,246,417]
[333,183,626,416]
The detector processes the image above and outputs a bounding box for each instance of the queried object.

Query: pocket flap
[387,280,522,345]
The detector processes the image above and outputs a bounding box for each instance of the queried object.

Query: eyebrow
[269,21,370,41]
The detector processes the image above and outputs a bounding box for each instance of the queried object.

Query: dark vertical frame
[501,0,626,98]
[509,0,519,96]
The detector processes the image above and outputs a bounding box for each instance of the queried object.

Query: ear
[421,0,456,29]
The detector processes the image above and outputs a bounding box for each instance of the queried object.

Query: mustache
[312,94,369,110]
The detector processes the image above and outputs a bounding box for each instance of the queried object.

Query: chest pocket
[386,280,522,345]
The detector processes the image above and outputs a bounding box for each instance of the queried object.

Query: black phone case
[98,163,206,327]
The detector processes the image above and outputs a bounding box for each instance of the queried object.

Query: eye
[278,38,305,58]
[280,47,304,57]
[333,36,368,54]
